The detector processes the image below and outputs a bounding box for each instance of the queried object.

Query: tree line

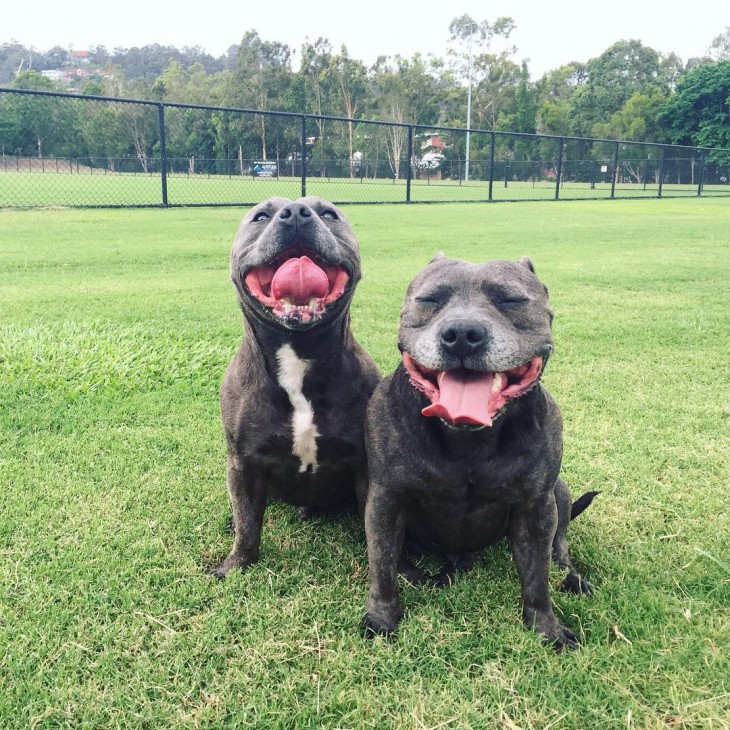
[1,19,728,175]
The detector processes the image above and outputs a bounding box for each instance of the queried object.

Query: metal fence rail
[1,87,728,208]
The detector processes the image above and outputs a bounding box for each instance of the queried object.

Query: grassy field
[2,169,728,208]
[1,198,729,728]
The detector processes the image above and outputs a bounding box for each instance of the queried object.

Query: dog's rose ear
[429,252,446,265]
[519,256,535,273]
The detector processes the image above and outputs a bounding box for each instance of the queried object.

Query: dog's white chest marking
[276,345,319,473]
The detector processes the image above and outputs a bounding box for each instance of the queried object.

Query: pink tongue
[422,370,497,427]
[271,256,329,305]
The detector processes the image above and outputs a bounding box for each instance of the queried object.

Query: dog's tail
[570,491,600,520]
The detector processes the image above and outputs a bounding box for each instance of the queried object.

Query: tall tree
[151,61,223,171]
[295,38,335,155]
[664,60,730,153]
[0,42,34,84]
[369,53,450,177]
[535,62,587,136]
[326,46,369,175]
[709,27,730,61]
[224,31,294,160]
[569,40,669,137]
[593,90,668,143]
[447,14,518,129]
[43,45,70,69]
[498,62,539,134]
[6,70,77,158]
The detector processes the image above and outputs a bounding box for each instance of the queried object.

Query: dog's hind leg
[398,555,429,585]
[552,478,593,596]
[429,553,476,588]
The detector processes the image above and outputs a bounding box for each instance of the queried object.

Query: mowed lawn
[2,169,728,208]
[1,199,728,728]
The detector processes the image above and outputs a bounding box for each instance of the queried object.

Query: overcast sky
[4,0,728,78]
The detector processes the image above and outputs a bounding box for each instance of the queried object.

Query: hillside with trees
[1,22,728,170]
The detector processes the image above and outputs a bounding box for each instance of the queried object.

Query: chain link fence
[1,88,728,208]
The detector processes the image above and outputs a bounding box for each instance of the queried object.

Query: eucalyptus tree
[369,53,448,178]
[77,80,132,170]
[535,62,587,137]
[297,38,335,140]
[0,41,31,84]
[222,31,295,161]
[446,14,518,177]
[151,60,224,172]
[326,46,369,175]
[447,14,518,124]
[494,61,541,169]
[118,77,160,172]
[709,27,730,61]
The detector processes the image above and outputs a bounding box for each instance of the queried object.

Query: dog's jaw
[242,248,351,329]
[402,352,544,427]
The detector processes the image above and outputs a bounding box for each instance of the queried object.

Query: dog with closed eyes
[361,254,597,649]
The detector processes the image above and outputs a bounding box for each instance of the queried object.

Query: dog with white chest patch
[213,197,380,578]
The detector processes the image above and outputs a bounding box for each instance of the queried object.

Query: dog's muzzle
[243,247,350,327]
[403,352,545,427]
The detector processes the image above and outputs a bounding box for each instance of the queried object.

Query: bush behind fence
[1,88,729,208]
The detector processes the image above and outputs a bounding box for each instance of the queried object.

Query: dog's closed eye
[498,297,530,309]
[415,296,443,309]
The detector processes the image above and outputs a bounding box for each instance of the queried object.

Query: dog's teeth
[492,373,504,392]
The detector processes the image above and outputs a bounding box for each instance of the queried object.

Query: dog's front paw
[360,605,403,639]
[526,609,581,651]
[360,614,398,639]
[542,624,580,652]
[210,552,257,580]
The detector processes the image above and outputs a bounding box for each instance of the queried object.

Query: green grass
[1,199,729,728]
[1,169,728,207]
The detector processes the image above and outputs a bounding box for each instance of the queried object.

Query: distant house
[420,134,445,151]
[417,134,446,180]
[71,50,91,64]
[41,69,66,81]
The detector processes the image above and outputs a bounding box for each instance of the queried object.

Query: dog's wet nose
[440,320,488,359]
[279,204,313,222]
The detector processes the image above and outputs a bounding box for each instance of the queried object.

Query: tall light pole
[465,24,476,182]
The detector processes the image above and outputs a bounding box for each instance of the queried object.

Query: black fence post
[611,141,620,199]
[406,125,413,203]
[555,138,564,200]
[590,160,597,190]
[658,146,665,198]
[301,116,307,198]
[697,150,705,197]
[158,104,168,207]
[488,132,495,202]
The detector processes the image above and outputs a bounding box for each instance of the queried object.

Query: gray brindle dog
[214,196,380,578]
[361,254,597,649]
